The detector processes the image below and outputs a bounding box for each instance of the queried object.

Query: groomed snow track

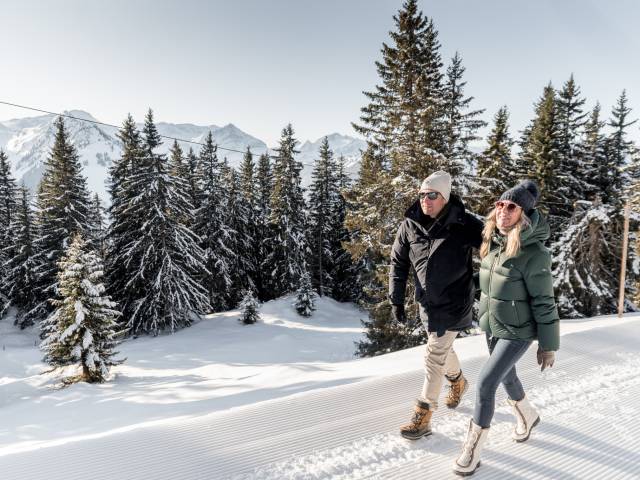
[4,318,640,480]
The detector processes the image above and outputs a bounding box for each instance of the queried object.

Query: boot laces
[411,410,427,425]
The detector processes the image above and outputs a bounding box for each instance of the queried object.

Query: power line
[0,100,284,161]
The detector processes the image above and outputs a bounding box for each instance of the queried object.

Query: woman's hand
[537,346,555,371]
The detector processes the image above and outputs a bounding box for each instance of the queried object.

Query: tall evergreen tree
[87,193,106,261]
[224,166,254,307]
[474,106,515,215]
[582,103,608,201]
[522,83,566,225]
[347,3,487,354]
[32,117,91,324]
[105,114,144,315]
[114,110,210,335]
[353,1,448,179]
[185,147,201,211]
[40,234,122,383]
[330,156,361,302]
[555,75,589,211]
[195,132,234,311]
[168,140,195,229]
[265,124,307,297]
[442,52,486,189]
[605,90,637,207]
[354,0,427,169]
[236,147,258,299]
[308,137,338,296]
[255,152,274,300]
[0,149,18,307]
[1,186,38,326]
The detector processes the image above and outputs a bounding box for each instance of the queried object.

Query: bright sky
[0,0,638,146]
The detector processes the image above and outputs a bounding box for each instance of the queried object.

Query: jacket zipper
[512,300,520,325]
[487,244,503,322]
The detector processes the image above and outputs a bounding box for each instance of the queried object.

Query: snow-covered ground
[1,296,639,479]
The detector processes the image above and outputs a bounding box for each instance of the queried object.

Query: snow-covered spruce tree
[105,114,145,315]
[224,165,255,307]
[184,147,202,212]
[521,83,566,226]
[605,90,637,209]
[329,156,361,302]
[294,270,316,317]
[348,1,472,355]
[115,110,210,335]
[441,51,486,191]
[582,103,609,202]
[194,132,234,311]
[354,1,451,180]
[32,117,91,325]
[239,289,260,325]
[265,124,307,298]
[168,140,196,229]
[40,234,122,383]
[238,148,258,295]
[603,93,639,311]
[255,152,274,301]
[0,149,18,309]
[1,186,39,325]
[552,199,617,318]
[308,137,339,297]
[87,193,106,261]
[474,106,515,215]
[555,75,590,210]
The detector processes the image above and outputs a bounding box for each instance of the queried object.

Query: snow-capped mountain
[298,132,366,185]
[0,111,366,203]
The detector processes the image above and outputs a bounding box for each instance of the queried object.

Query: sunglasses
[495,201,521,212]
[419,191,440,201]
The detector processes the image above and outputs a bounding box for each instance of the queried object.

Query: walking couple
[389,171,559,476]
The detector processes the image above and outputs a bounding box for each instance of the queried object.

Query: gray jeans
[473,333,532,428]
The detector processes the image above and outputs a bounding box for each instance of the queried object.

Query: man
[389,170,483,440]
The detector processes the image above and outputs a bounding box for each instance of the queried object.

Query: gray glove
[391,304,406,324]
[537,346,555,372]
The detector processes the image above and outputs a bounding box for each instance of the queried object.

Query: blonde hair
[480,208,532,259]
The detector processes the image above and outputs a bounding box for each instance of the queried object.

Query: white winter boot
[453,419,489,476]
[507,395,540,442]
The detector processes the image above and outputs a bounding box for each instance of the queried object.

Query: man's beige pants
[420,330,461,408]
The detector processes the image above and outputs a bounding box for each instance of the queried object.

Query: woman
[452,180,560,476]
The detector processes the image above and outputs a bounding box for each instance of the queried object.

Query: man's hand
[536,346,555,372]
[391,304,406,325]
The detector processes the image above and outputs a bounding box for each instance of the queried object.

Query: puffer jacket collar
[492,209,550,247]
[404,194,467,239]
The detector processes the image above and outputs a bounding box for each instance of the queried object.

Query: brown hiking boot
[445,371,468,409]
[400,399,433,440]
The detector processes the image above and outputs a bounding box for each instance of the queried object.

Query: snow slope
[0,297,638,479]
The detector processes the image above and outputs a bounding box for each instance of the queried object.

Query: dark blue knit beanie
[499,180,540,214]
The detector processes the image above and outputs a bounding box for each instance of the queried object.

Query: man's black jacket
[388,194,483,335]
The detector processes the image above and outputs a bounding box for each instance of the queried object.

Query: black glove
[391,304,406,324]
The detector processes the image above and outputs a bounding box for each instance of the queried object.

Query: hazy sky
[1,0,638,146]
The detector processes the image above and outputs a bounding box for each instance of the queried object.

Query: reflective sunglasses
[419,191,440,201]
[495,200,520,212]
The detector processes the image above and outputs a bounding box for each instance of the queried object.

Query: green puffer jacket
[478,209,560,351]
